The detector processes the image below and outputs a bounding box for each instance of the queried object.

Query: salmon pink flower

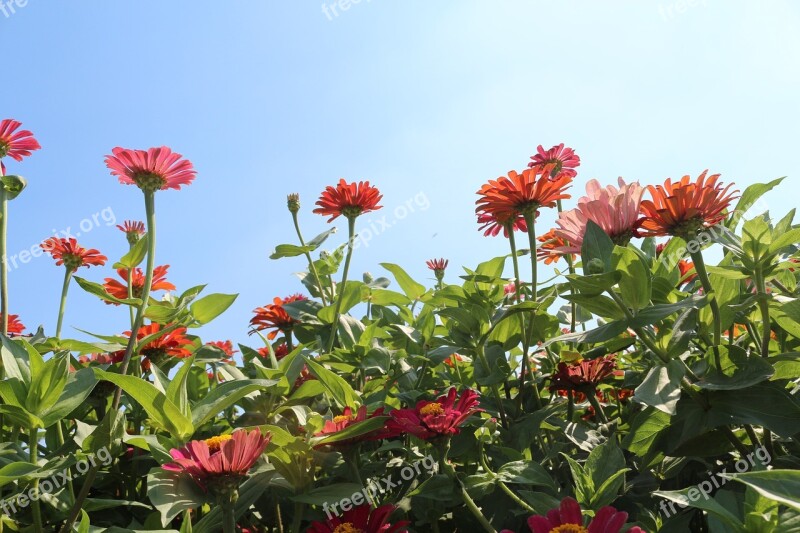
[0,119,41,162]
[105,146,196,192]
[519,497,645,533]
[163,429,270,494]
[386,387,481,440]
[103,265,175,304]
[476,167,571,225]
[550,356,618,394]
[4,314,25,336]
[636,171,739,238]
[477,211,528,237]
[250,295,307,339]
[307,504,409,533]
[554,178,645,254]
[41,238,107,272]
[314,405,389,446]
[314,179,383,222]
[528,143,580,179]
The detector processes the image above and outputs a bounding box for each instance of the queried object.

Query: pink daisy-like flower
[477,211,529,237]
[0,119,41,162]
[386,387,481,440]
[105,146,196,192]
[528,143,580,178]
[513,497,646,533]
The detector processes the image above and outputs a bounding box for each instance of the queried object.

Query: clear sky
[2,1,798,350]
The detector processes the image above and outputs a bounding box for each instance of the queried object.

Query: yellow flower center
[333,414,354,424]
[420,402,445,416]
[550,525,588,533]
[333,523,363,533]
[204,434,233,453]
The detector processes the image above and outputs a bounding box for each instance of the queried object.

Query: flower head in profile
[0,119,41,162]
[41,238,107,272]
[551,356,618,395]
[163,429,270,494]
[4,314,25,336]
[476,167,572,225]
[426,258,448,283]
[307,504,409,533]
[103,265,175,304]
[636,171,739,238]
[314,179,383,222]
[554,178,645,254]
[206,340,237,364]
[512,497,645,533]
[250,294,307,339]
[386,387,481,440]
[257,343,290,361]
[528,143,580,179]
[127,323,193,364]
[105,146,196,192]
[477,211,528,237]
[537,228,573,265]
[117,220,146,245]
[314,405,390,446]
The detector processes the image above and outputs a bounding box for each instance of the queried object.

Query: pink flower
[306,504,409,533]
[528,143,580,178]
[105,146,196,192]
[477,211,528,237]
[0,119,41,162]
[386,387,481,440]
[554,178,644,253]
[519,497,646,533]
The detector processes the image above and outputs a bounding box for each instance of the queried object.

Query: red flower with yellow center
[105,146,196,192]
[127,323,193,363]
[4,314,25,336]
[386,387,481,440]
[515,497,645,533]
[528,143,581,179]
[636,171,739,238]
[41,238,107,272]
[250,295,307,339]
[476,167,572,225]
[103,265,175,304]
[0,119,41,162]
[313,179,383,222]
[306,504,409,533]
[550,356,618,394]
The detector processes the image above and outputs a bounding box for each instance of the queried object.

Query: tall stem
[55,268,73,339]
[507,228,537,410]
[221,491,237,533]
[325,217,356,354]
[127,259,135,329]
[29,428,43,532]
[523,212,538,300]
[0,185,8,337]
[438,442,496,533]
[754,269,772,359]
[689,250,721,346]
[292,212,328,307]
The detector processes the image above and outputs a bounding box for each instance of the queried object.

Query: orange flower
[4,314,25,336]
[537,228,573,265]
[678,259,697,284]
[476,166,571,225]
[127,323,193,363]
[250,295,307,339]
[313,179,383,222]
[257,343,289,361]
[476,211,528,237]
[103,265,175,304]
[636,171,739,238]
[41,238,107,272]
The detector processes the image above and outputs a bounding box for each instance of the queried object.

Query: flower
[306,504,409,533]
[426,258,448,271]
[207,340,237,364]
[313,179,383,222]
[554,178,645,254]
[4,314,25,335]
[550,356,618,394]
[105,146,197,192]
[163,429,270,493]
[41,238,107,272]
[78,352,122,366]
[444,353,464,368]
[528,143,580,179]
[127,323,193,363]
[250,295,307,339]
[0,119,41,162]
[103,265,175,304]
[117,220,146,245]
[476,167,572,225]
[521,497,645,533]
[257,343,290,361]
[477,211,528,237]
[537,229,572,265]
[636,171,739,238]
[386,387,481,440]
[678,259,697,284]
[287,193,300,213]
[314,405,389,445]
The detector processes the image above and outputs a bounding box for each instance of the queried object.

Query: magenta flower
[518,497,646,533]
[0,119,41,162]
[554,178,644,253]
[528,143,580,178]
[105,146,197,192]
[386,387,481,440]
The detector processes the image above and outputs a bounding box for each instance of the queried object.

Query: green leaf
[291,483,366,505]
[613,245,652,311]
[696,346,774,390]
[74,276,142,306]
[727,177,784,229]
[622,407,670,459]
[166,357,195,419]
[0,404,43,429]
[0,462,41,489]
[380,263,426,300]
[1,175,27,200]
[581,220,615,273]
[26,352,70,416]
[114,234,149,269]
[148,467,210,526]
[315,416,389,446]
[1,334,31,386]
[191,379,279,429]
[319,281,364,323]
[546,320,628,346]
[191,293,238,324]
[655,489,746,532]
[567,272,622,296]
[634,360,686,415]
[270,243,314,259]
[496,461,556,490]
[707,384,800,438]
[304,357,359,409]
[723,470,800,512]
[630,294,708,328]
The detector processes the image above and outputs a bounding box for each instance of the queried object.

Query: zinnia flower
[550,356,618,394]
[163,429,270,493]
[515,497,645,533]
[127,323,193,363]
[476,167,571,225]
[313,179,383,222]
[477,211,528,237]
[426,258,448,271]
[105,146,197,192]
[528,143,580,179]
[636,171,739,238]
[386,387,481,440]
[4,314,25,336]
[306,504,409,533]
[554,178,645,254]
[207,340,237,364]
[250,295,307,339]
[314,405,389,445]
[117,220,146,245]
[537,229,572,265]
[257,343,290,361]
[41,238,107,272]
[678,259,697,284]
[0,119,41,162]
[102,265,175,304]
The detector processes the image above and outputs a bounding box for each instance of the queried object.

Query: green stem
[292,212,328,307]
[439,446,496,533]
[479,444,535,513]
[326,216,356,354]
[221,491,237,533]
[55,268,73,339]
[127,252,135,328]
[476,345,509,429]
[0,185,8,337]
[29,428,43,532]
[754,269,772,359]
[557,199,578,334]
[55,422,75,501]
[290,502,304,533]
[689,249,722,350]
[587,390,609,424]
[507,228,537,410]
[523,212,538,300]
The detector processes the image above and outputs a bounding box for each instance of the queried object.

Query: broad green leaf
[380,263,426,300]
[727,177,784,229]
[696,346,774,390]
[496,461,556,490]
[40,368,97,428]
[581,220,615,273]
[26,351,70,416]
[0,462,41,489]
[707,384,800,438]
[319,281,364,323]
[166,356,195,418]
[613,245,651,311]
[74,276,142,306]
[304,357,359,408]
[114,234,149,269]
[191,293,238,324]
[723,470,800,512]
[622,407,670,459]
[1,334,31,385]
[191,379,279,429]
[655,489,745,532]
[634,360,686,415]
[270,243,314,259]
[314,416,389,446]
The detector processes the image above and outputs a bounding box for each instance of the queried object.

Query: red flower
[0,119,41,162]
[163,429,270,492]
[520,497,645,533]
[257,343,290,361]
[127,323,193,363]
[41,238,107,272]
[250,295,307,340]
[78,353,122,366]
[207,340,237,357]
[313,179,383,222]
[678,259,697,284]
[314,405,389,445]
[103,265,175,304]
[636,171,739,238]
[117,220,146,245]
[537,228,572,265]
[550,356,618,393]
[4,314,25,335]
[105,146,196,192]
[477,211,528,237]
[444,353,463,368]
[528,143,581,179]
[307,504,409,533]
[476,167,572,226]
[426,258,448,271]
[386,387,481,440]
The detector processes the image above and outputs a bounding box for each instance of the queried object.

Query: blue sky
[2,1,798,349]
